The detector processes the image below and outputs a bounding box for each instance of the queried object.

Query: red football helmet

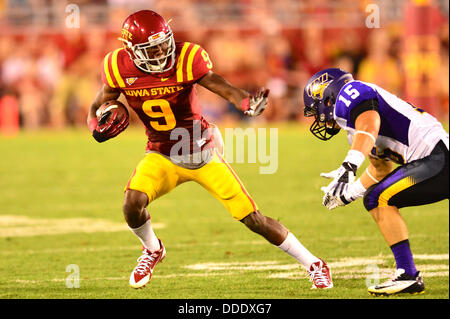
[118,10,176,73]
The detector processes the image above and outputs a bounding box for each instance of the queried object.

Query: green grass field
[0,123,448,301]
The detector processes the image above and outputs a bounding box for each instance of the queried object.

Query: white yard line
[6,255,448,285]
[0,215,164,237]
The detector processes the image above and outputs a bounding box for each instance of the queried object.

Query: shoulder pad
[335,81,378,122]
[102,48,127,89]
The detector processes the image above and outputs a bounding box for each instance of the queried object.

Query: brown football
[96,100,129,124]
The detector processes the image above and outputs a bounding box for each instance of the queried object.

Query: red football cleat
[308,259,333,289]
[129,239,166,289]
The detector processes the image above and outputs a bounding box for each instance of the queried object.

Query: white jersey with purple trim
[334,80,449,164]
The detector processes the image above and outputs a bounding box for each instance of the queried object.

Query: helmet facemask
[305,97,340,141]
[304,75,340,141]
[120,28,176,74]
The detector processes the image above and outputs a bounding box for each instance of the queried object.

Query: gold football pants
[125,150,258,220]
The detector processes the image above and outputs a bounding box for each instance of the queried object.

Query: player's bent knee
[123,189,149,215]
[368,207,382,223]
[123,190,150,228]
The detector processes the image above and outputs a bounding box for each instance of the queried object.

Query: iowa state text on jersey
[100,42,214,156]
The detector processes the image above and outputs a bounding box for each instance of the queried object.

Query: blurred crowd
[0,0,448,132]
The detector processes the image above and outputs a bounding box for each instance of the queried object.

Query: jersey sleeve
[334,81,379,128]
[101,52,113,88]
[191,46,213,81]
[177,43,213,83]
[101,48,127,89]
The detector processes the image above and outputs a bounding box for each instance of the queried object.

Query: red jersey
[101,42,214,156]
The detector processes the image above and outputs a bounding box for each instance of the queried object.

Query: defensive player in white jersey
[303,68,449,296]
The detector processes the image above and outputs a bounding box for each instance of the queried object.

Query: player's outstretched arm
[198,71,249,109]
[198,71,269,116]
[322,111,381,190]
[321,110,381,210]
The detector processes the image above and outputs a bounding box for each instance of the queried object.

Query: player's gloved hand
[321,179,367,210]
[321,162,357,197]
[320,167,342,180]
[320,167,347,210]
[321,191,345,210]
[89,106,129,143]
[320,165,353,211]
[241,88,270,117]
[321,182,353,210]
[321,177,367,210]
[320,149,365,199]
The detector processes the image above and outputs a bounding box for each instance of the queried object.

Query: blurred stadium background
[0,0,448,135]
[0,1,448,300]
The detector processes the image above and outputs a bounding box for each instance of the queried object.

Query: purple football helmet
[303,68,353,141]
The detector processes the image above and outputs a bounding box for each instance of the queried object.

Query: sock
[390,239,418,277]
[277,232,320,270]
[129,218,161,252]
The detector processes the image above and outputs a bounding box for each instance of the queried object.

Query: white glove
[242,89,270,117]
[321,190,345,210]
[321,162,357,197]
[320,166,350,210]
[320,167,342,180]
[320,179,367,210]
[320,150,366,210]
[320,168,343,210]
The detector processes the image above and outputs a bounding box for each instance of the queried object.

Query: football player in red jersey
[87,10,332,290]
